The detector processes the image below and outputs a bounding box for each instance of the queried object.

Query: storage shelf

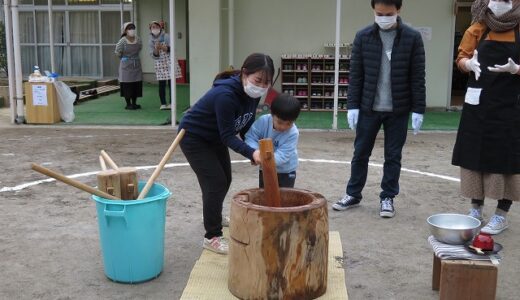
[282,55,351,111]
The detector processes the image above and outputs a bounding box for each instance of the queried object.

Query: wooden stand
[118,167,138,200]
[25,82,61,124]
[96,170,121,198]
[228,188,328,300]
[432,254,497,300]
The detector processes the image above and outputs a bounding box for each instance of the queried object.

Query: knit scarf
[471,0,520,32]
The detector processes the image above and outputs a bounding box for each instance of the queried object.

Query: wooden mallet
[31,163,119,200]
[259,138,281,207]
[98,150,138,200]
[137,129,186,199]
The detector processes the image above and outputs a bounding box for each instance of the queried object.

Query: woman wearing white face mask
[453,0,520,235]
[115,22,143,110]
[148,21,182,110]
[178,53,274,254]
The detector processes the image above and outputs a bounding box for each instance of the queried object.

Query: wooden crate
[25,82,61,124]
[432,254,497,300]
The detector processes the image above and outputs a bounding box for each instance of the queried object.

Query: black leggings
[180,133,231,239]
[472,198,513,212]
[159,80,171,105]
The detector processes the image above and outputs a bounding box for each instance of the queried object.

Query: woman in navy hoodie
[179,53,275,254]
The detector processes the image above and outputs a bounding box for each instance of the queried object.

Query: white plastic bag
[53,81,76,122]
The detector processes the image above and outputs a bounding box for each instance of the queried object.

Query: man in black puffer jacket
[333,0,426,218]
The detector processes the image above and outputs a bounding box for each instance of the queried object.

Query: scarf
[471,0,520,32]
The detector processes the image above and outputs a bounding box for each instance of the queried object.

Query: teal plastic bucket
[91,182,171,283]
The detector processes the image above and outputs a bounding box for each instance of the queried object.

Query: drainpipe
[332,0,341,130]
[169,0,176,127]
[4,0,16,123]
[11,0,25,123]
[48,0,55,73]
[228,0,234,68]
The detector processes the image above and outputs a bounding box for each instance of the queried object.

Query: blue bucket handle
[104,204,127,223]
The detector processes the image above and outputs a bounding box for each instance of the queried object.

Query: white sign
[32,85,48,106]
[415,27,433,41]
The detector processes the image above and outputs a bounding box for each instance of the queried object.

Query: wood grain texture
[228,188,328,300]
[118,167,138,200]
[259,139,281,207]
[439,259,497,300]
[96,170,121,199]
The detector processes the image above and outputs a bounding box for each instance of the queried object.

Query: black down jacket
[347,17,426,115]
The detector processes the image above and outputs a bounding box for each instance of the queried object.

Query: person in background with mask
[115,22,143,110]
[148,21,182,110]
[453,0,520,235]
[333,0,426,218]
[178,53,274,254]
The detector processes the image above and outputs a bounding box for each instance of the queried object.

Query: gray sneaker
[332,195,361,211]
[380,197,395,218]
[480,215,508,235]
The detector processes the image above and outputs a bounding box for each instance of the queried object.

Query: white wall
[229,0,455,108]
[188,0,221,104]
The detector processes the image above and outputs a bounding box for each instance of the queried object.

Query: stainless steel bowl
[427,213,481,245]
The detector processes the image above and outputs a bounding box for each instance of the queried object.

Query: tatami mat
[180,231,348,300]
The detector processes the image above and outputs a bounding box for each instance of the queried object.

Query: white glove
[412,113,423,135]
[488,58,520,75]
[464,50,481,81]
[347,109,359,130]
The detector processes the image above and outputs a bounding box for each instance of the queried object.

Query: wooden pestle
[97,169,121,198]
[259,139,281,207]
[31,163,119,200]
[99,150,138,200]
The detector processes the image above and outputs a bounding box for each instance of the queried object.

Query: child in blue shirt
[245,93,301,188]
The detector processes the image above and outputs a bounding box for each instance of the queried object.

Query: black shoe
[380,197,395,218]
[125,105,134,110]
[332,195,361,211]
[132,104,141,109]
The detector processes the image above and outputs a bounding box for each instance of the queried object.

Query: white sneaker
[481,215,508,235]
[468,208,484,222]
[165,104,171,110]
[203,236,228,254]
[160,104,167,110]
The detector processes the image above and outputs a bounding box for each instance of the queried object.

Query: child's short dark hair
[371,0,402,10]
[270,93,301,121]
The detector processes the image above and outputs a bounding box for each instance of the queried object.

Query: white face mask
[375,15,397,30]
[126,29,136,37]
[244,79,268,98]
[151,29,160,36]
[488,1,513,18]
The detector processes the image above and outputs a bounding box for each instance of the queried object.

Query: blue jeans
[346,111,409,200]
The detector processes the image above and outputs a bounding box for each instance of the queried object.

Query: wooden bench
[77,85,120,103]
[432,254,497,300]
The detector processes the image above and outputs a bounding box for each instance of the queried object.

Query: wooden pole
[258,138,281,207]
[100,150,119,170]
[31,163,119,200]
[99,155,107,171]
[137,129,185,199]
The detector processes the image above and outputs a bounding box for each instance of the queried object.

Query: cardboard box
[25,82,61,124]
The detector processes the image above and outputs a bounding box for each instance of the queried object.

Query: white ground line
[0,159,459,193]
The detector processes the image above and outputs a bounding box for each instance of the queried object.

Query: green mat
[71,83,190,126]
[293,111,461,130]
[71,84,461,129]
